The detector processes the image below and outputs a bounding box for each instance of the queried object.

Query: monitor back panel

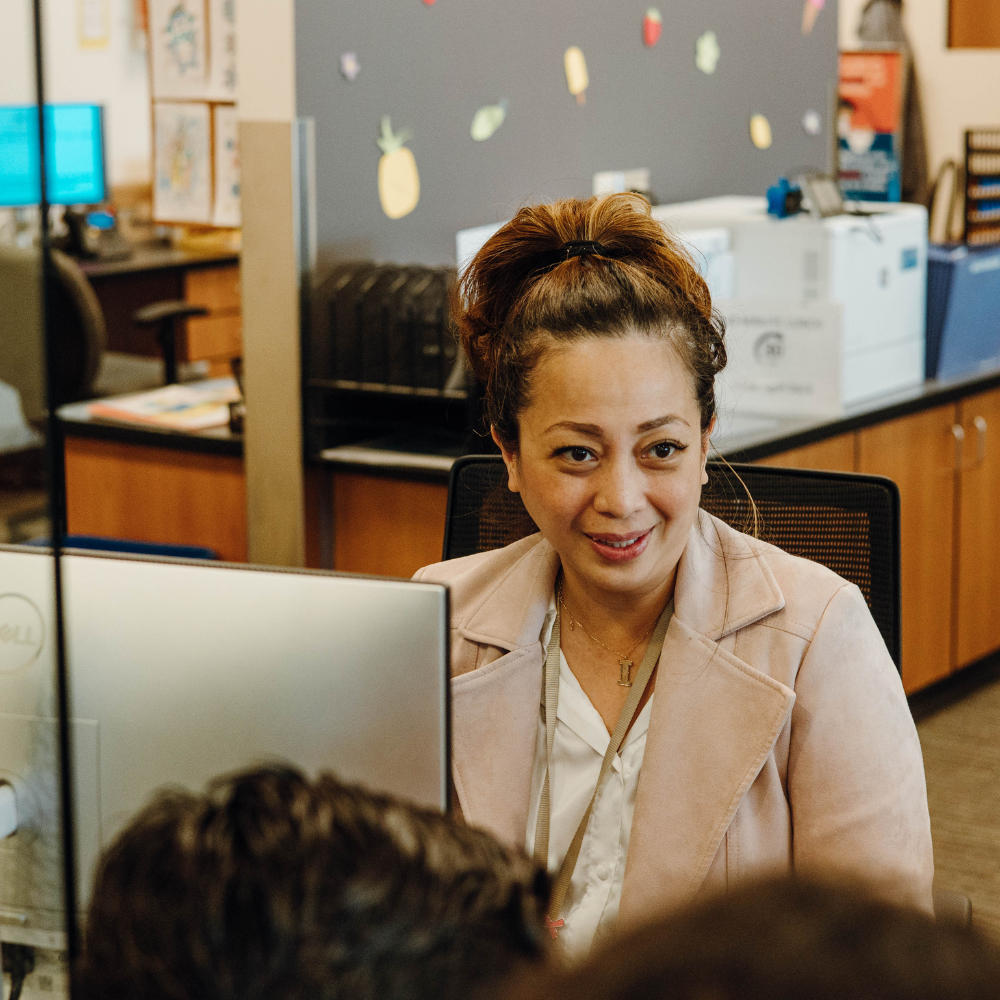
[0,546,449,919]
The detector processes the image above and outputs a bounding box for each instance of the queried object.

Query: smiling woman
[414,194,933,959]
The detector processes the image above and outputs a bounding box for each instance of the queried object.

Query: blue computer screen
[0,104,106,207]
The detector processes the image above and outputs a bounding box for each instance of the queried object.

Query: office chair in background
[0,244,211,545]
[442,454,971,930]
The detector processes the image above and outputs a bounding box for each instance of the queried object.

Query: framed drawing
[208,0,238,99]
[150,0,208,100]
[213,104,241,227]
[153,101,212,224]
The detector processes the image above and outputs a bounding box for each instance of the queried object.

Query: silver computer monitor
[0,544,449,940]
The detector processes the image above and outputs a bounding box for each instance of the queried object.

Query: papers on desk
[87,378,240,431]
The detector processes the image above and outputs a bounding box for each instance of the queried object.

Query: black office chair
[443,454,972,930]
[444,455,902,669]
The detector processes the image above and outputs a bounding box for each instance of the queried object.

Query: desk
[81,246,241,376]
[59,402,246,563]
[60,362,1000,694]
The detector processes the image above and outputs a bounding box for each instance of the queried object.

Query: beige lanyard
[533,596,674,939]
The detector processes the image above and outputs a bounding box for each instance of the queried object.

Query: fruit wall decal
[339,52,360,82]
[471,100,508,141]
[376,117,420,220]
[801,0,824,35]
[564,46,589,104]
[643,8,662,47]
[749,114,773,150]
[695,30,720,74]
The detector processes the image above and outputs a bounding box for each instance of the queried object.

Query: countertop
[58,361,1000,477]
[78,244,239,280]
[58,399,242,457]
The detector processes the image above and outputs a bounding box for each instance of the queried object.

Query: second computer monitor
[0,104,106,207]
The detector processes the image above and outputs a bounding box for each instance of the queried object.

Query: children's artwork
[340,52,361,82]
[695,31,720,75]
[377,117,420,220]
[838,50,904,201]
[801,0,825,36]
[643,8,662,47]
[213,104,241,227]
[749,114,772,150]
[208,0,238,99]
[802,109,822,136]
[150,0,208,99]
[564,47,589,105]
[153,102,212,223]
[471,101,508,141]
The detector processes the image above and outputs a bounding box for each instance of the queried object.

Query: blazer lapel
[618,512,795,924]
[450,537,559,848]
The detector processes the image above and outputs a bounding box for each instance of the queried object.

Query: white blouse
[525,604,653,959]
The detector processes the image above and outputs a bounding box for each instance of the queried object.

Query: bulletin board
[295,0,839,266]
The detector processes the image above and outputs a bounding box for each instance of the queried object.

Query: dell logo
[0,594,45,674]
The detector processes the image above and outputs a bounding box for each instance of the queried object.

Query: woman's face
[495,334,711,599]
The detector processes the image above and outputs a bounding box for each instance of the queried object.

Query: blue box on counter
[926,244,1000,379]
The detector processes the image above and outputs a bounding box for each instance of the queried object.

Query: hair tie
[560,240,607,259]
[534,239,613,272]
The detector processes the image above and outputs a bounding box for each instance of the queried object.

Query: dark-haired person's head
[504,878,1000,1000]
[76,765,549,1000]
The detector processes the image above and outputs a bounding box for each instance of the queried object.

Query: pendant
[618,657,633,688]
[544,916,565,939]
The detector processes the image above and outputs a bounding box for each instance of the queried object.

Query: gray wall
[296,0,839,266]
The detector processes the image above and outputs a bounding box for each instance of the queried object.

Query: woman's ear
[491,426,522,493]
[700,417,715,487]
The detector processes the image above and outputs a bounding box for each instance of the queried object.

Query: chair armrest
[132,301,208,325]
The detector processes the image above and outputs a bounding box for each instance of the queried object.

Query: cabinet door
[755,433,857,472]
[857,405,959,693]
[955,387,1000,667]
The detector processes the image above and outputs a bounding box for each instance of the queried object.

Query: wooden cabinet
[182,265,242,374]
[755,433,857,472]
[955,387,1000,667]
[64,436,247,563]
[329,473,449,578]
[857,405,959,693]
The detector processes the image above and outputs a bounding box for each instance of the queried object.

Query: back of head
[504,878,1000,1000]
[454,193,726,449]
[77,765,549,1000]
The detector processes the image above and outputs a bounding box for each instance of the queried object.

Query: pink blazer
[414,511,934,923]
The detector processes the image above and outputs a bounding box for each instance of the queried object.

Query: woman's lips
[585,528,653,563]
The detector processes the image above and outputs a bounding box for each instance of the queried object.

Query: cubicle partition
[295,0,839,265]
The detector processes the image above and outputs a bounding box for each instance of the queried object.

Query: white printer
[653,197,928,416]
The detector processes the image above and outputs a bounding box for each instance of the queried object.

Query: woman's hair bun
[452,194,726,445]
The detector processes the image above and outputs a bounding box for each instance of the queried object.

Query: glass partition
[1,2,75,996]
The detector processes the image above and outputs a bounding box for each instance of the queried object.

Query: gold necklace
[557,587,659,688]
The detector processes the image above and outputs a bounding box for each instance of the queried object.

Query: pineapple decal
[377,116,420,220]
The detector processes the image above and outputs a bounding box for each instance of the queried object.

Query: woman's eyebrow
[637,414,689,431]
[544,420,604,436]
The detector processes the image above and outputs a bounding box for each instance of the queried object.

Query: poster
[150,0,208,100]
[837,50,904,202]
[213,104,241,227]
[208,0,238,99]
[153,102,212,224]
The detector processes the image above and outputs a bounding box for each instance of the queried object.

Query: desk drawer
[182,312,242,361]
[185,265,241,313]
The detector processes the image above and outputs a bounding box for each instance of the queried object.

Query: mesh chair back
[443,455,901,669]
